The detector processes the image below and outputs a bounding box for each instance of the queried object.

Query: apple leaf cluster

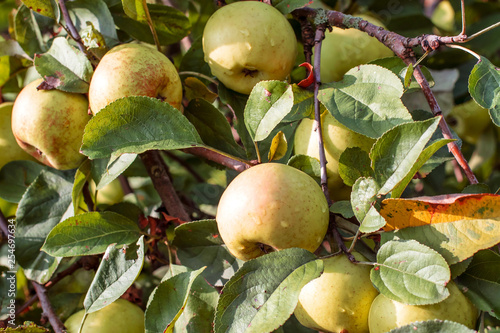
[0,0,500,333]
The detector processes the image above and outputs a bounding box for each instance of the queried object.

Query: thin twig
[181,147,256,173]
[464,21,500,42]
[32,282,66,333]
[162,151,205,183]
[460,0,466,36]
[140,150,191,221]
[57,0,85,52]
[142,0,161,51]
[312,25,332,205]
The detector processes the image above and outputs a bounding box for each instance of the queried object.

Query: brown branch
[292,8,316,64]
[181,147,256,173]
[312,24,332,205]
[118,174,134,195]
[140,150,191,221]
[57,0,86,53]
[32,282,66,333]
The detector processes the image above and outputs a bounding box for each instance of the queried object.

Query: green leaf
[456,250,500,319]
[0,321,50,332]
[330,200,355,219]
[369,57,435,91]
[34,37,93,93]
[14,5,45,57]
[72,160,92,215]
[268,131,288,162]
[145,267,205,333]
[214,248,323,333]
[122,0,147,21]
[42,211,141,257]
[84,236,145,313]
[469,57,500,116]
[339,147,374,186]
[381,218,500,265]
[21,0,58,20]
[245,81,294,142]
[287,154,321,183]
[283,84,316,122]
[16,169,75,283]
[372,117,441,195]
[351,177,386,233]
[113,4,191,46]
[66,0,118,43]
[173,220,242,287]
[371,240,451,305]
[184,98,245,158]
[90,154,137,190]
[273,0,311,14]
[401,64,414,90]
[387,320,476,333]
[161,265,219,333]
[318,64,412,139]
[0,161,47,203]
[81,96,204,160]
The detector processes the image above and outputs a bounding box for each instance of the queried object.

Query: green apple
[216,163,329,261]
[64,299,144,333]
[91,178,125,205]
[446,99,491,144]
[88,43,183,114]
[368,281,478,333]
[0,102,38,170]
[294,111,375,201]
[11,79,91,170]
[316,14,394,83]
[294,252,378,333]
[202,1,297,94]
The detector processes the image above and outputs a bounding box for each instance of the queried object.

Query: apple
[294,252,378,333]
[0,102,38,170]
[368,280,478,333]
[202,1,297,94]
[88,43,183,114]
[91,179,125,206]
[446,99,491,144]
[64,299,144,333]
[11,79,91,170]
[0,197,17,218]
[316,14,394,83]
[294,111,375,201]
[216,163,329,261]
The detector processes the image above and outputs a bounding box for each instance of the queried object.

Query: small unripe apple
[88,43,183,114]
[202,1,297,94]
[64,299,144,333]
[368,281,478,333]
[216,163,329,261]
[294,252,379,333]
[0,102,38,170]
[316,14,394,83]
[11,79,91,170]
[294,111,375,201]
[91,179,125,206]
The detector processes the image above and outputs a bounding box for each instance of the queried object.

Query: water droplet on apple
[280,221,289,228]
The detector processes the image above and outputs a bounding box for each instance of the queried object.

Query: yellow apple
[64,299,144,333]
[316,14,394,83]
[0,102,38,170]
[216,163,329,261]
[294,252,378,333]
[446,99,491,144]
[294,111,375,201]
[202,1,297,94]
[11,79,91,170]
[88,43,183,114]
[368,281,478,333]
[91,178,125,206]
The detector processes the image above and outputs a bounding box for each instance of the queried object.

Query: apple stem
[181,147,255,172]
[142,0,161,52]
[32,282,66,333]
[312,24,332,206]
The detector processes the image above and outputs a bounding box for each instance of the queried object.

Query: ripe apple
[294,252,379,333]
[202,1,297,94]
[216,163,329,261]
[88,43,183,114]
[316,14,394,83]
[368,281,478,333]
[0,102,38,170]
[445,99,491,144]
[11,79,91,170]
[64,299,144,333]
[294,111,375,201]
